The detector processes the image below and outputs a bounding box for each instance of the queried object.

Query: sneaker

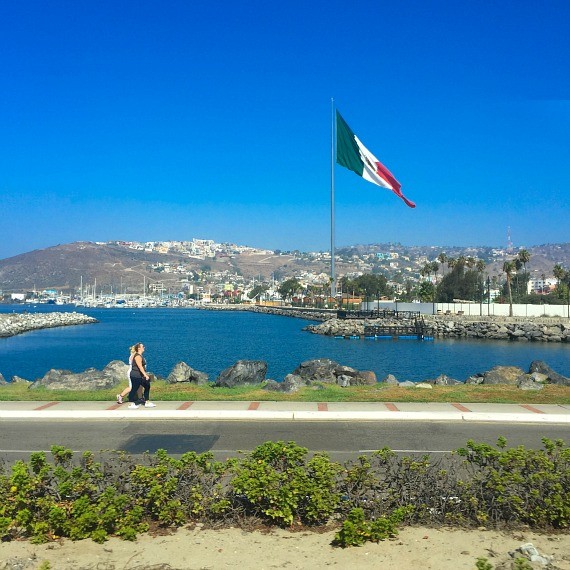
[128,403,141,409]
[116,394,123,404]
[144,402,156,408]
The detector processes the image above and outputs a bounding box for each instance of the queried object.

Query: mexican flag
[336,110,416,208]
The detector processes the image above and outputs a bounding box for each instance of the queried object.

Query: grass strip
[0,381,569,404]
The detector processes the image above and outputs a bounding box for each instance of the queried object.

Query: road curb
[1,410,569,423]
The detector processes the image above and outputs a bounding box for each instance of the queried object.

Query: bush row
[0,438,568,547]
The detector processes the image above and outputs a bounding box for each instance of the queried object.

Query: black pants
[129,375,148,405]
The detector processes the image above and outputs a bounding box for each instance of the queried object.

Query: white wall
[362,300,570,318]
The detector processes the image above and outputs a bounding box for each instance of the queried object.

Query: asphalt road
[0,419,567,464]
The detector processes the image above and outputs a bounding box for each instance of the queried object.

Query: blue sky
[1,0,569,260]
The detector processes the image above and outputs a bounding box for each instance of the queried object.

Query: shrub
[332,506,410,547]
[456,437,570,528]
[0,438,568,545]
[230,441,340,526]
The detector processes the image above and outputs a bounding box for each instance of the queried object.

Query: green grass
[1,380,569,404]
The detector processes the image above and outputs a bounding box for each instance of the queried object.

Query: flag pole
[330,98,336,301]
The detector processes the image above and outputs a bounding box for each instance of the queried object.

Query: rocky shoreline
[199,305,570,342]
[2,356,569,391]
[308,315,570,343]
[0,312,98,338]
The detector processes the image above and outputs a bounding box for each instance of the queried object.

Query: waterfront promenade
[1,399,569,423]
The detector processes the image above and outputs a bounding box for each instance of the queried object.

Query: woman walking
[128,342,156,409]
[116,345,135,404]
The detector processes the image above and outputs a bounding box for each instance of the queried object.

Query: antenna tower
[506,226,513,253]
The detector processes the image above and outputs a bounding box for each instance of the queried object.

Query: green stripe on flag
[336,110,364,176]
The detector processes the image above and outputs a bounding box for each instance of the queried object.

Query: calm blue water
[0,305,569,382]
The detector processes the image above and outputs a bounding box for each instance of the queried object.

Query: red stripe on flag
[375,161,416,208]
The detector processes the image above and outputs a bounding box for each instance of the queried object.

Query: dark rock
[380,373,399,385]
[528,371,548,384]
[291,359,375,386]
[29,360,129,391]
[280,374,306,393]
[529,360,570,386]
[214,360,267,388]
[336,374,351,387]
[330,364,376,386]
[352,370,377,385]
[465,375,484,385]
[430,374,462,386]
[103,360,131,381]
[480,366,526,385]
[263,379,282,392]
[334,365,359,378]
[517,376,545,391]
[292,359,339,383]
[167,362,209,384]
[11,376,32,384]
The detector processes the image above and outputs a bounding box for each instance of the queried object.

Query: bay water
[0,305,568,382]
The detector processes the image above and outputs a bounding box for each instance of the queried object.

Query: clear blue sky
[1,0,569,260]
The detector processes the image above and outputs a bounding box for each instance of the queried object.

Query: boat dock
[335,310,432,340]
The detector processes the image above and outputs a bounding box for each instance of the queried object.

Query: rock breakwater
[424,315,570,342]
[200,304,332,321]
[0,312,98,338]
[307,315,570,343]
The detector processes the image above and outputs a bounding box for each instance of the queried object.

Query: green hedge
[0,438,568,547]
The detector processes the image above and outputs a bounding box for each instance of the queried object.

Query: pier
[335,310,431,340]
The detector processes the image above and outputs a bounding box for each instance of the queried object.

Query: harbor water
[0,305,568,382]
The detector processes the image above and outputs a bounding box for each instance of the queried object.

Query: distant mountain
[0,241,328,294]
[1,241,569,294]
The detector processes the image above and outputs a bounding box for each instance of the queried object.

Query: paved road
[1,419,567,464]
[1,400,567,463]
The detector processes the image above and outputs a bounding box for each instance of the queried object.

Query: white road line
[359,449,453,454]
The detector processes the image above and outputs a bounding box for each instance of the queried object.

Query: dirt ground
[0,525,569,570]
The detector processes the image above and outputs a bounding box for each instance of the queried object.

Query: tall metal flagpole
[330,98,336,300]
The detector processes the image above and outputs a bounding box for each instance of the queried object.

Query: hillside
[0,241,569,294]
[0,242,337,294]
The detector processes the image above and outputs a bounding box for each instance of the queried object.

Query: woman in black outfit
[128,342,156,408]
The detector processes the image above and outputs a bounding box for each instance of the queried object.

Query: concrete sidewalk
[1,400,569,423]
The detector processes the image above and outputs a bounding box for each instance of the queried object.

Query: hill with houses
[0,239,569,297]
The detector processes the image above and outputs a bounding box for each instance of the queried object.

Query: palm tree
[518,249,531,274]
[420,262,432,281]
[430,261,440,282]
[476,259,486,310]
[503,260,516,316]
[513,258,523,298]
[553,264,566,297]
[447,257,457,271]
[437,253,448,277]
